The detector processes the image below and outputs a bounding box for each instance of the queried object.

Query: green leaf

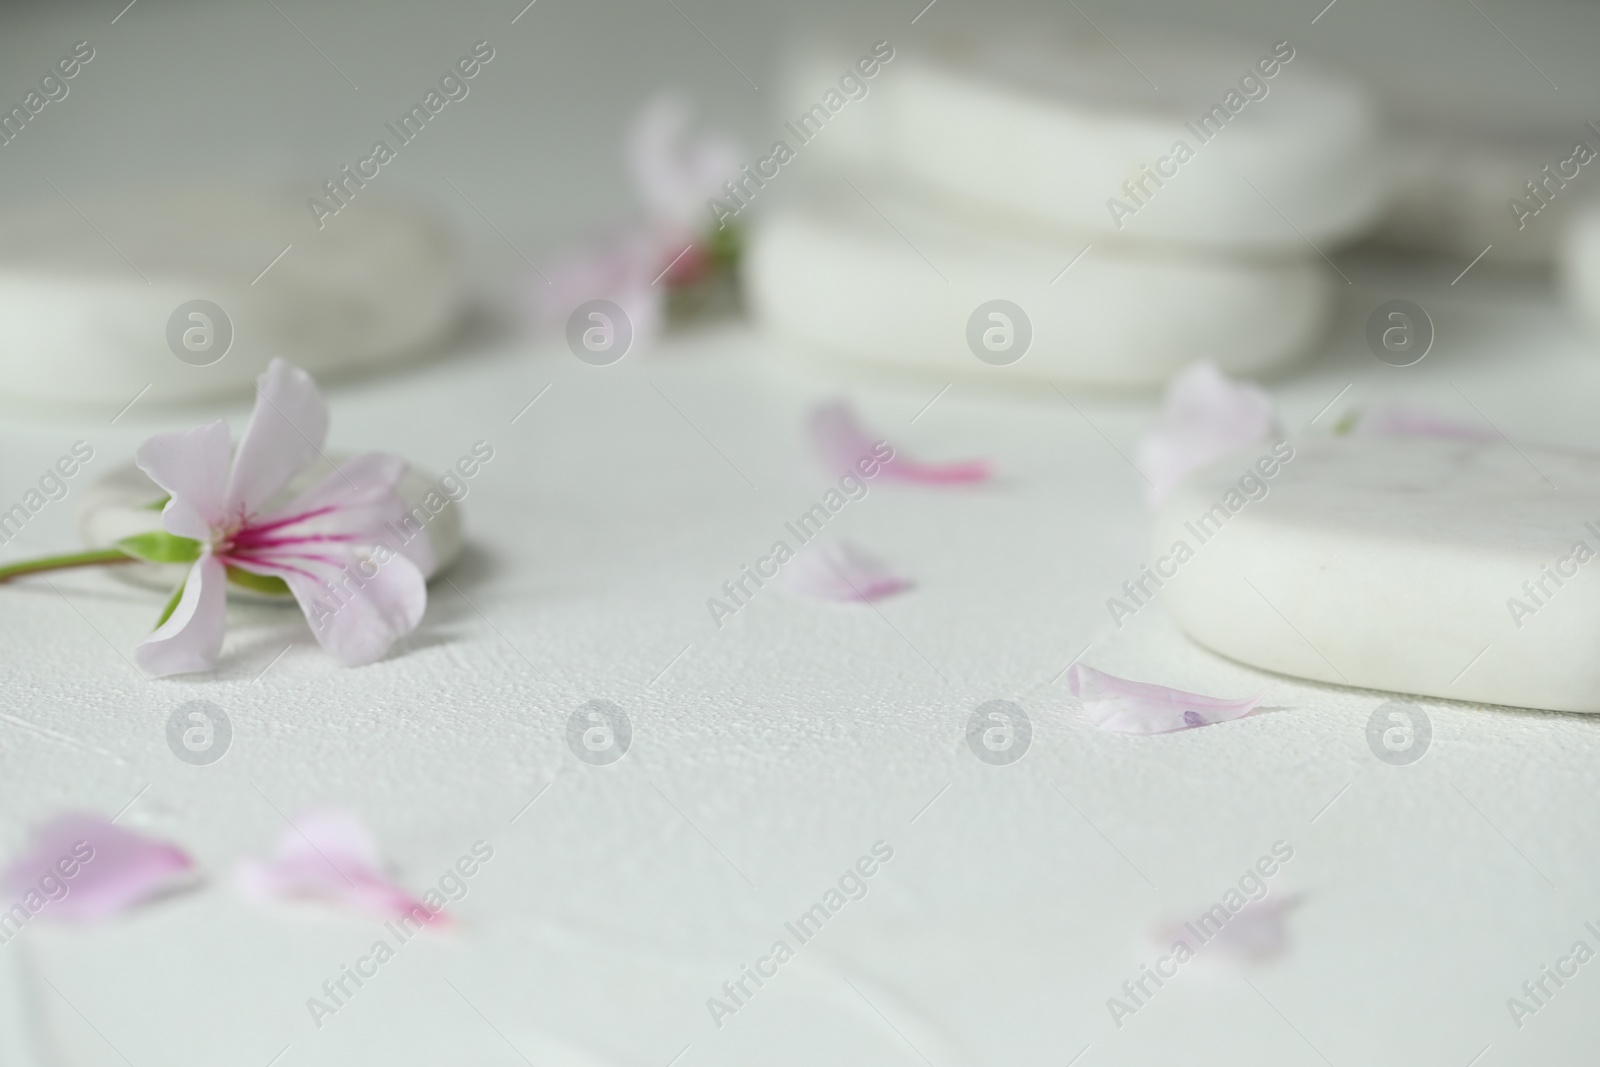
[141,496,170,511]
[153,580,186,629]
[226,567,291,596]
[115,531,202,564]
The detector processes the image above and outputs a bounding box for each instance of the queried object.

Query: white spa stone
[0,186,466,413]
[1559,201,1600,340]
[1154,435,1600,713]
[783,35,1388,252]
[78,457,463,599]
[744,190,1332,388]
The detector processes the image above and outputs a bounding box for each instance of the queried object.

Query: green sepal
[115,531,201,564]
[226,567,291,596]
[153,581,186,629]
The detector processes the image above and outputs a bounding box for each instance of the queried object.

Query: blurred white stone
[745,188,1332,389]
[0,185,467,413]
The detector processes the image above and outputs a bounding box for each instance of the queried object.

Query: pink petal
[221,455,429,666]
[782,542,911,602]
[1067,664,1262,735]
[809,401,992,485]
[1356,406,1496,441]
[625,93,740,233]
[135,419,232,540]
[241,452,436,577]
[235,807,446,926]
[3,814,194,922]
[134,554,228,678]
[1151,894,1298,967]
[224,359,329,519]
[1137,362,1276,507]
[531,230,666,351]
[281,552,428,666]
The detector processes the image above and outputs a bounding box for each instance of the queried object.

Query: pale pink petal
[1356,406,1496,441]
[531,231,666,351]
[235,453,436,578]
[134,554,228,677]
[134,419,231,540]
[1151,894,1298,968]
[235,807,445,926]
[1137,362,1276,507]
[782,542,910,602]
[809,401,991,485]
[280,552,428,666]
[626,94,740,234]
[1067,664,1262,735]
[3,814,194,922]
[224,359,329,519]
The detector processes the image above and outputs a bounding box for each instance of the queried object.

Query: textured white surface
[4,258,1600,1065]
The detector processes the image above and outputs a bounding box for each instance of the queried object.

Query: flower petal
[224,359,329,519]
[135,419,231,540]
[532,230,666,352]
[3,813,194,922]
[1150,894,1298,968]
[626,93,741,233]
[1137,362,1276,507]
[282,551,428,666]
[1067,664,1262,735]
[235,807,445,925]
[239,452,436,576]
[810,400,991,485]
[1354,406,1496,441]
[134,555,227,677]
[782,542,911,602]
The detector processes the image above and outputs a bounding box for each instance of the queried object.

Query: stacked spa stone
[744,33,1390,389]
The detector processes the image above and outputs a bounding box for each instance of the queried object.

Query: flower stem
[0,548,135,584]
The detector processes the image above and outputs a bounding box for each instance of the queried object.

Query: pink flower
[532,230,668,351]
[235,807,446,926]
[531,95,740,352]
[782,542,911,602]
[1067,664,1263,735]
[3,814,194,922]
[1137,363,1276,507]
[810,400,992,485]
[133,359,432,677]
[626,93,740,238]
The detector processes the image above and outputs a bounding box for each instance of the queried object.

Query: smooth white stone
[1560,201,1600,340]
[785,35,1388,252]
[744,190,1332,388]
[79,457,463,599]
[1155,436,1600,712]
[0,186,466,412]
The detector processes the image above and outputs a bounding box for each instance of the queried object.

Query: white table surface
[3,250,1600,1066]
[4,0,1600,1062]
